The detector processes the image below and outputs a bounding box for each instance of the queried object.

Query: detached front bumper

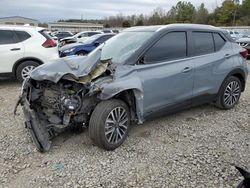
[22,98,52,152]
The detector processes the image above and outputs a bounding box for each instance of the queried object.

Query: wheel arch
[97,77,144,124]
[224,68,246,92]
[99,88,144,124]
[12,57,44,77]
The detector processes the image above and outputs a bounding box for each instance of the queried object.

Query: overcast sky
[0,0,224,22]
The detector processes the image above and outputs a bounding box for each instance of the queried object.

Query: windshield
[100,31,153,64]
[82,34,101,44]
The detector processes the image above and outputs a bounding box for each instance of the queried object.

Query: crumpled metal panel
[30,49,102,83]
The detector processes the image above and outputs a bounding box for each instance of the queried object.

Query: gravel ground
[0,62,249,188]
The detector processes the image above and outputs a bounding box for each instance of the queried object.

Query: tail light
[240,48,248,58]
[42,39,57,48]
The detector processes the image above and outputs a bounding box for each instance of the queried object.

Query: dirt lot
[0,62,250,188]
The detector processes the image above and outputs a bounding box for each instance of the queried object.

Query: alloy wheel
[21,65,35,80]
[223,81,240,107]
[105,107,128,144]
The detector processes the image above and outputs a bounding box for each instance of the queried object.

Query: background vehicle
[102,29,119,34]
[54,32,73,40]
[59,31,102,46]
[59,33,115,57]
[0,25,59,81]
[52,31,73,36]
[228,30,243,40]
[19,24,249,152]
[46,31,58,42]
[237,37,250,58]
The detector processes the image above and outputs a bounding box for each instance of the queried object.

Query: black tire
[215,76,242,109]
[76,51,87,56]
[16,61,40,82]
[89,99,130,150]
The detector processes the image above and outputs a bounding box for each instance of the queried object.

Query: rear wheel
[16,61,40,82]
[215,76,242,109]
[89,99,130,150]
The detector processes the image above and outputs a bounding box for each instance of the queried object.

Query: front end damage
[18,56,115,152]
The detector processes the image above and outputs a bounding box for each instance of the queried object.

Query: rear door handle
[225,54,231,59]
[182,67,192,73]
[10,48,21,51]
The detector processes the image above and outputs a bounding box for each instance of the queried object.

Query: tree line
[103,0,250,28]
[55,0,250,28]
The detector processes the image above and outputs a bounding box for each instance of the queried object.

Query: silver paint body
[30,24,249,123]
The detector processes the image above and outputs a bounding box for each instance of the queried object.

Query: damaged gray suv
[18,24,249,152]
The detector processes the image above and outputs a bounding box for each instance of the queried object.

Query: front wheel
[16,61,40,82]
[215,76,242,109]
[89,99,130,150]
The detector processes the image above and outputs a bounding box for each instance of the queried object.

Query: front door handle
[10,48,21,51]
[225,54,231,59]
[182,67,192,73]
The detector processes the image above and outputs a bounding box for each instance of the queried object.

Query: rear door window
[0,30,16,45]
[15,31,31,42]
[193,32,214,55]
[144,31,187,63]
[213,33,226,51]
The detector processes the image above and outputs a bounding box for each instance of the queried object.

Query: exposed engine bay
[17,57,115,152]
[29,80,98,126]
[15,51,142,152]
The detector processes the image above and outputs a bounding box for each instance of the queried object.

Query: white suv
[0,25,59,81]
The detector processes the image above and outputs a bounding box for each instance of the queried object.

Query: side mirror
[137,57,145,65]
[78,36,82,38]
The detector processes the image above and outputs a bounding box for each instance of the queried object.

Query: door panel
[135,59,194,116]
[0,30,24,73]
[192,44,234,97]
[192,32,234,98]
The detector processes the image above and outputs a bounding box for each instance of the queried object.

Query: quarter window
[193,32,214,55]
[144,32,187,63]
[213,33,226,51]
[15,31,31,42]
[0,30,16,45]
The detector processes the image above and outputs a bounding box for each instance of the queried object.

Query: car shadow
[0,77,20,86]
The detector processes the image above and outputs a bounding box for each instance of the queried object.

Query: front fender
[98,77,144,123]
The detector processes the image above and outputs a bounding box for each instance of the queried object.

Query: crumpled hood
[30,49,102,83]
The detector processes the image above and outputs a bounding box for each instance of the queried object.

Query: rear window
[213,33,226,51]
[193,32,214,55]
[0,30,16,44]
[39,30,51,39]
[15,31,31,42]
